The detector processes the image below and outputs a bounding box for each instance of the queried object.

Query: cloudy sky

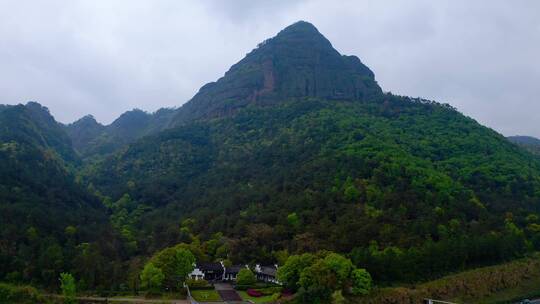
[0,0,539,137]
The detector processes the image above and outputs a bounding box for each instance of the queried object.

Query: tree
[277,253,316,291]
[151,246,195,290]
[140,263,164,294]
[40,243,64,287]
[279,251,371,301]
[331,290,346,304]
[298,260,335,301]
[287,213,300,229]
[322,253,353,286]
[351,268,372,295]
[174,248,196,286]
[236,268,256,286]
[59,273,76,304]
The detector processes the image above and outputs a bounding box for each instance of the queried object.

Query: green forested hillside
[0,103,125,290]
[85,94,540,282]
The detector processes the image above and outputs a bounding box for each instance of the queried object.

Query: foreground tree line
[137,243,372,303]
[32,243,371,303]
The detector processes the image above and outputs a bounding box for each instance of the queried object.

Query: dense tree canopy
[140,263,164,294]
[3,21,540,301]
[0,103,121,291]
[83,95,540,284]
[147,245,195,290]
[278,251,372,303]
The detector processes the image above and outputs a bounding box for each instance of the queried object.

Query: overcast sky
[0,0,539,137]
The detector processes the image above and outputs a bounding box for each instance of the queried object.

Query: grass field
[453,274,540,304]
[352,253,540,304]
[190,289,222,302]
[238,291,275,303]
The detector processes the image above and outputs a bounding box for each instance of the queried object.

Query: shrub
[59,273,76,304]
[186,279,212,289]
[0,283,46,304]
[270,292,281,302]
[259,286,282,295]
[351,268,372,295]
[237,268,256,286]
[247,288,263,297]
[332,290,346,304]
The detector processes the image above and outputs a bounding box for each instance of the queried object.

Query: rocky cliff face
[172,21,381,125]
[65,21,382,154]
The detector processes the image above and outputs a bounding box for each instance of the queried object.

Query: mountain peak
[172,21,382,125]
[275,21,324,39]
[282,20,318,31]
[112,109,150,126]
[72,114,100,126]
[273,21,329,43]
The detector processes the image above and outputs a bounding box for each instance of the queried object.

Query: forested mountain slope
[508,135,540,155]
[85,98,540,282]
[77,22,540,283]
[0,102,121,289]
[4,21,540,292]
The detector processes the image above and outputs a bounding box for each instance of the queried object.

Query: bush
[186,279,212,289]
[351,268,372,295]
[237,268,256,286]
[270,292,281,302]
[0,283,47,304]
[59,273,76,304]
[247,288,263,297]
[259,286,282,295]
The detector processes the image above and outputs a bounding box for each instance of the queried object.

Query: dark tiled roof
[260,266,277,276]
[225,265,245,274]
[196,262,224,272]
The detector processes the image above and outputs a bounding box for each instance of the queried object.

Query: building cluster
[188,261,279,284]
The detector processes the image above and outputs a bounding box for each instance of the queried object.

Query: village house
[189,262,225,281]
[254,264,279,284]
[223,264,249,281]
[189,261,280,284]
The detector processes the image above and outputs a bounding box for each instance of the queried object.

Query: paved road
[212,283,244,303]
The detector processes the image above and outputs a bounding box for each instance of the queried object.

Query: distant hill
[508,135,540,155]
[65,108,175,158]
[0,102,115,288]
